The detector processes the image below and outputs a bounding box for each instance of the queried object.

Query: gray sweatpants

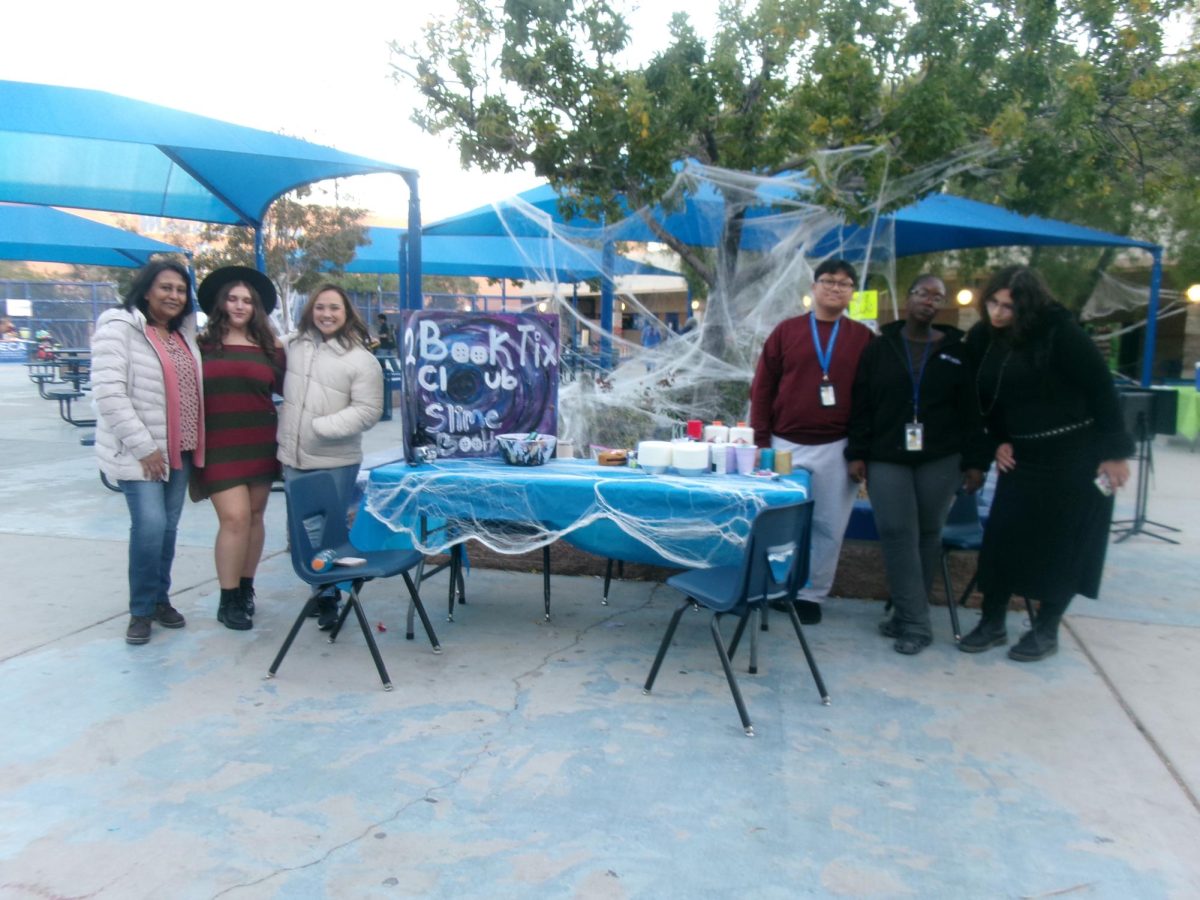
[868,454,962,637]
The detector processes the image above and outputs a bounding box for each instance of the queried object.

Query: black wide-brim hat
[197,265,278,316]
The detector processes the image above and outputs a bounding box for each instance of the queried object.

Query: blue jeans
[120,453,193,617]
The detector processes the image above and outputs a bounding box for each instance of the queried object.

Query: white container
[703,424,729,443]
[637,440,673,474]
[729,425,755,445]
[672,442,710,476]
[556,440,575,459]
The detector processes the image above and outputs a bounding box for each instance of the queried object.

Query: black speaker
[1117,388,1178,438]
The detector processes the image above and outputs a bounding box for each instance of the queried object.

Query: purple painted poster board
[400,311,559,459]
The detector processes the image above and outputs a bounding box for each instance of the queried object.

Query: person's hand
[1098,459,1131,491]
[139,449,167,481]
[962,468,985,494]
[994,442,1016,473]
[847,459,867,484]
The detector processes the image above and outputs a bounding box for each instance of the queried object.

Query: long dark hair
[298,284,371,349]
[199,280,277,357]
[123,259,193,333]
[978,265,1058,345]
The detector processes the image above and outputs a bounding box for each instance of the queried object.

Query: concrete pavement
[0,363,1197,898]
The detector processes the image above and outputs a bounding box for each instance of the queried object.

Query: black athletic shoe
[958,621,1007,653]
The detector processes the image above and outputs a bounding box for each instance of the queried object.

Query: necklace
[976,339,1012,417]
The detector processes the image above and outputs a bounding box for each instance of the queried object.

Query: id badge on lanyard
[905,421,924,451]
[811,314,841,408]
[819,378,836,407]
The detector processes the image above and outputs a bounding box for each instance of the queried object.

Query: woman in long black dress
[961,266,1132,661]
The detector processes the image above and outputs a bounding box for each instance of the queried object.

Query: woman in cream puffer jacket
[276,283,383,629]
[92,260,206,645]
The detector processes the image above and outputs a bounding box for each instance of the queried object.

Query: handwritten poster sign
[401,311,559,459]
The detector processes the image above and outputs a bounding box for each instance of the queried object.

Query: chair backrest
[943,489,981,528]
[725,500,814,612]
[284,470,351,585]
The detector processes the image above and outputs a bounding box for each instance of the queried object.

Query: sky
[2,0,721,225]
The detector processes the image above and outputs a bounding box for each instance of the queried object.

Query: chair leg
[711,612,754,736]
[447,545,461,622]
[942,551,962,641]
[328,581,358,642]
[402,571,441,652]
[542,545,552,620]
[956,570,978,609]
[724,607,744,662]
[406,558,426,639]
[643,599,690,693]
[344,586,393,690]
[267,591,321,678]
[602,557,615,606]
[785,605,831,706]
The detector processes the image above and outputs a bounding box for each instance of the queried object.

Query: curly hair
[199,280,277,357]
[978,265,1057,345]
[297,283,371,349]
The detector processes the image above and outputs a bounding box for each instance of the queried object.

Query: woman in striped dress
[196,266,285,631]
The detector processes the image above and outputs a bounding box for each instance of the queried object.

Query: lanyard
[904,337,932,421]
[809,313,841,380]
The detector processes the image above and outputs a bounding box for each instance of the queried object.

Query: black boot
[240,577,256,618]
[958,592,1009,653]
[217,587,252,631]
[1008,597,1068,662]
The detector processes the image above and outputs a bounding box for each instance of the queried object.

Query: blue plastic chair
[643,500,829,736]
[269,469,441,690]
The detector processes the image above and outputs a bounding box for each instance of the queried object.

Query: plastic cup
[735,445,757,474]
[686,419,704,440]
[774,452,793,475]
[759,448,775,471]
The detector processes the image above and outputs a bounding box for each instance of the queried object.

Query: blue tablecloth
[351,458,811,569]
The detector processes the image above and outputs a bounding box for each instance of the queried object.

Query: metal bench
[45,385,96,427]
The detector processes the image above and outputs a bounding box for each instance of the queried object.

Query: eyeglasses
[816,278,855,291]
[909,287,947,305]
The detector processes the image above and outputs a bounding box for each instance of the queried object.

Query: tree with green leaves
[194,186,368,330]
[392,0,1199,332]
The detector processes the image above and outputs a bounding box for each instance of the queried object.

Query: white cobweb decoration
[365,147,973,559]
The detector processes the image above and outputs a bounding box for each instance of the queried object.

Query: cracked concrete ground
[0,364,1198,898]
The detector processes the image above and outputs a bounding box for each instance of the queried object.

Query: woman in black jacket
[961,266,1132,661]
[847,275,989,655]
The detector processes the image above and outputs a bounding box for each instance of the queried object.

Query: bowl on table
[496,433,558,466]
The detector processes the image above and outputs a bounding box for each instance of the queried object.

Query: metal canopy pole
[1140,247,1163,387]
[404,173,422,311]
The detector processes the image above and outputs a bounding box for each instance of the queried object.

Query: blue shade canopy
[890,194,1156,256]
[347,227,678,280]
[0,203,187,267]
[423,174,794,250]
[0,81,417,227]
[426,175,1156,257]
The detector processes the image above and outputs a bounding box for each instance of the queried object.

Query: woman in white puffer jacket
[277,283,383,628]
[92,260,206,645]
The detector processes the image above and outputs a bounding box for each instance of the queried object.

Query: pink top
[146,326,204,466]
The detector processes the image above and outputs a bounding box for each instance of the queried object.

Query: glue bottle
[311,549,338,571]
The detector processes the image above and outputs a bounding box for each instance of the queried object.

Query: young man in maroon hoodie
[750,258,875,623]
